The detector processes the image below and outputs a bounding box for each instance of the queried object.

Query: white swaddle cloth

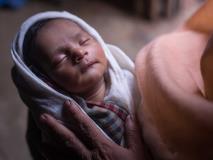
[11,11,138,144]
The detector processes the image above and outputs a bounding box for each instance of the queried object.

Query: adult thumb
[125,115,141,149]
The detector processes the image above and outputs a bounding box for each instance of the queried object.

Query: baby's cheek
[50,68,76,85]
[93,43,104,55]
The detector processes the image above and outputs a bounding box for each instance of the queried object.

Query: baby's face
[33,19,108,96]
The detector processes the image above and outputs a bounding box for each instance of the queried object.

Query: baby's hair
[23,18,53,67]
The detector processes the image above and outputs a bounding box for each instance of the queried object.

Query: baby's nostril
[74,56,82,64]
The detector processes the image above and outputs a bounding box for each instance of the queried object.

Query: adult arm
[135,1,213,160]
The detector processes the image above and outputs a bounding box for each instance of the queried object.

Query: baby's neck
[83,78,106,102]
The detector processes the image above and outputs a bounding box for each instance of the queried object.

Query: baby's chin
[82,66,106,81]
[66,76,105,94]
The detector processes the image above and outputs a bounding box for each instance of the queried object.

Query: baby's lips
[80,60,97,72]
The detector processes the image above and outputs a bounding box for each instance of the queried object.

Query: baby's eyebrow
[75,32,86,40]
[65,32,84,44]
[76,29,92,38]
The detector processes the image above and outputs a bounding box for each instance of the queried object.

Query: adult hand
[39,100,148,160]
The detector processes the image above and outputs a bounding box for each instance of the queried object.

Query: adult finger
[62,100,112,148]
[39,113,90,159]
[125,116,143,150]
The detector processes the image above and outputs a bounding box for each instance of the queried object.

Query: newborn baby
[11,11,139,147]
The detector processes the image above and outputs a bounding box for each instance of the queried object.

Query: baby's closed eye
[52,53,68,68]
[79,38,90,46]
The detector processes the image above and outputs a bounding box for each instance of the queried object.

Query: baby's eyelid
[79,38,90,45]
[52,53,67,67]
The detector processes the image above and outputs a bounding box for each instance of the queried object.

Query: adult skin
[38,100,148,160]
[135,1,213,160]
[33,1,213,160]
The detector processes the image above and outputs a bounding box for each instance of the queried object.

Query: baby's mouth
[80,60,97,72]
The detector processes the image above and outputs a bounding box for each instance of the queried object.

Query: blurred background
[0,0,203,159]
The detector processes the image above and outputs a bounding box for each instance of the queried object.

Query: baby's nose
[73,47,87,56]
[72,48,88,64]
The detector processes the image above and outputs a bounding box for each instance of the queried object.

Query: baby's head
[23,18,108,98]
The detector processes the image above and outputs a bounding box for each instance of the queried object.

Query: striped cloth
[87,101,129,144]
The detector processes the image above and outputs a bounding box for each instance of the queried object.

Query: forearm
[135,2,213,159]
[135,31,213,160]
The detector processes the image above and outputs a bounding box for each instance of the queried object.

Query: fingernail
[126,115,134,124]
[125,115,130,123]
[68,99,72,104]
[40,114,48,121]
[126,115,131,121]
[65,99,73,106]
[63,100,74,116]
[56,119,63,124]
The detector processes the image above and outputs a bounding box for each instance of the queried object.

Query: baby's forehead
[38,18,89,36]
[44,18,77,27]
